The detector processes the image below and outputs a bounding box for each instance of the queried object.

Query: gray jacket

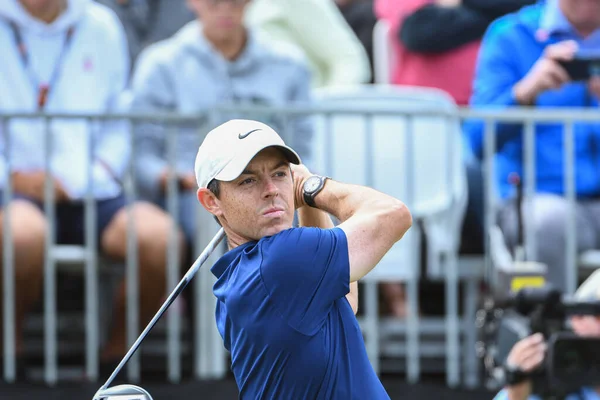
[130,21,313,200]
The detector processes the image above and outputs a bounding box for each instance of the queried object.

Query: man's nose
[262,178,279,198]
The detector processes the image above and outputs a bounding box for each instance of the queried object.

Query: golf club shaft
[99,228,226,390]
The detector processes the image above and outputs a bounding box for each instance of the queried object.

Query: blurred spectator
[95,0,195,63]
[245,0,371,88]
[376,0,534,105]
[335,0,377,83]
[130,0,312,245]
[464,0,600,294]
[0,0,183,377]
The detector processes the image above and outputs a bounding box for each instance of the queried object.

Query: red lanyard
[9,21,75,111]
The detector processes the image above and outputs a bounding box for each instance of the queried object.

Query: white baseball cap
[194,119,301,189]
[574,269,600,301]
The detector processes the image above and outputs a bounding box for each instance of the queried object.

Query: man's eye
[240,178,255,185]
[274,171,287,177]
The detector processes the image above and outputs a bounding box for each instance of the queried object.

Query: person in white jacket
[245,0,372,88]
[0,0,183,377]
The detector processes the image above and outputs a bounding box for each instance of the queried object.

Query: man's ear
[197,188,222,218]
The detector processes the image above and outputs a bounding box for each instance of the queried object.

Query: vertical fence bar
[563,121,577,296]
[195,110,226,380]
[523,120,537,261]
[2,117,16,382]
[444,114,459,388]
[125,118,140,381]
[324,113,333,177]
[85,118,99,380]
[483,119,496,286]
[362,113,380,376]
[194,116,207,380]
[165,123,181,383]
[194,117,203,379]
[43,115,57,385]
[404,115,419,384]
[456,112,478,388]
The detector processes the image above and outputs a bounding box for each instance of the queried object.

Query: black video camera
[478,285,600,398]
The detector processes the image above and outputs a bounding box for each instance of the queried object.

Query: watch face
[304,176,321,193]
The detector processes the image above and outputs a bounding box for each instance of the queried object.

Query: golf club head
[93,384,153,400]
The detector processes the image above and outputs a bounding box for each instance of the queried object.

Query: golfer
[195,119,412,399]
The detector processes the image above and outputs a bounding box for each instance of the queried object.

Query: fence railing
[1,104,598,387]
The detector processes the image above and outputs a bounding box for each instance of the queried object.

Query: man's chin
[261,223,293,238]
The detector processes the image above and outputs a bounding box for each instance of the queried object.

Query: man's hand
[159,169,197,192]
[291,164,312,209]
[12,171,70,202]
[513,40,578,105]
[180,173,197,191]
[504,333,546,400]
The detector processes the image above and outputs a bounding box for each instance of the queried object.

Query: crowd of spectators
[2,0,600,386]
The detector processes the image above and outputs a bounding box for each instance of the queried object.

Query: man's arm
[294,170,412,283]
[298,204,359,315]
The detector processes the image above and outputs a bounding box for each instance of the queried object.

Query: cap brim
[214,145,301,182]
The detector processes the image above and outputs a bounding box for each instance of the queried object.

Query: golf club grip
[98,228,226,391]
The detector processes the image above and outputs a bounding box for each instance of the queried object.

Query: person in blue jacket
[464,0,600,293]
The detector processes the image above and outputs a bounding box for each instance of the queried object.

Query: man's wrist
[506,385,531,400]
[302,175,329,208]
[513,80,537,106]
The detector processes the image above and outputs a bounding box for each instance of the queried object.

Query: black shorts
[1,192,126,246]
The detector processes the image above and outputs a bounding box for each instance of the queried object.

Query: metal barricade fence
[0,105,596,387]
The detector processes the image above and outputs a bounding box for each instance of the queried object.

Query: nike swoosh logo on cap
[238,129,261,139]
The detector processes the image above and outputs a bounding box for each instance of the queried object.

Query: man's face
[212,147,295,242]
[571,315,600,337]
[187,0,248,41]
[560,0,600,35]
[19,0,61,12]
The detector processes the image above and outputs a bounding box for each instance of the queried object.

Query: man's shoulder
[135,39,179,72]
[260,227,343,246]
[81,2,125,37]
[484,3,542,44]
[258,227,347,266]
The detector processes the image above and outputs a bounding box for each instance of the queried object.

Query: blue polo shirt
[211,227,390,400]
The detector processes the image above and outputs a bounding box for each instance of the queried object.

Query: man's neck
[21,0,66,24]
[203,27,247,61]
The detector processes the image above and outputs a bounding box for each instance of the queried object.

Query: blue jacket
[463,3,600,199]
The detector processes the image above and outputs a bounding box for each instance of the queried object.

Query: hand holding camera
[513,40,578,105]
[504,333,547,400]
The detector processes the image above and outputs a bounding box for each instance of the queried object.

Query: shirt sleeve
[259,227,350,336]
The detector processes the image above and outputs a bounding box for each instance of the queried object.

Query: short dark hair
[207,179,222,226]
[207,179,221,199]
